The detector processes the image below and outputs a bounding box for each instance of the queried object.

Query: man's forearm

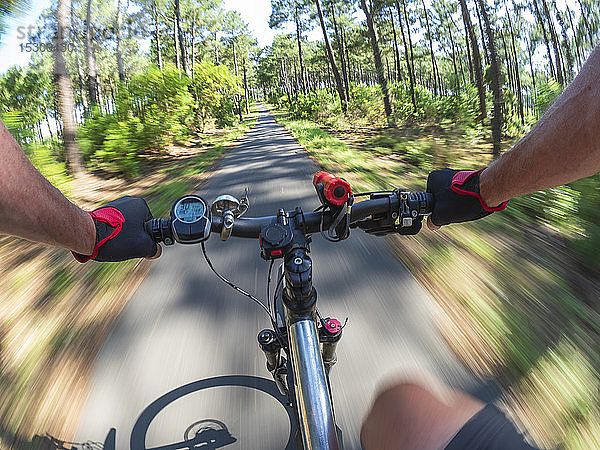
[480,45,600,206]
[0,120,96,255]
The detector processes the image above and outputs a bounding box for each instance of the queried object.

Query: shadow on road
[140,419,236,450]
[130,375,297,450]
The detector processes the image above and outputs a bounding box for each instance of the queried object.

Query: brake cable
[201,242,276,324]
[266,259,275,318]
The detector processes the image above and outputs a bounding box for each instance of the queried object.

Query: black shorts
[444,404,539,449]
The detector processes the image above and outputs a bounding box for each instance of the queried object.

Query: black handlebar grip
[406,192,434,216]
[423,192,434,214]
[145,218,173,244]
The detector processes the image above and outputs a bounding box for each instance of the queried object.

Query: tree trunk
[153,0,163,71]
[324,49,333,89]
[421,0,438,95]
[555,9,574,82]
[174,18,181,73]
[361,0,391,117]
[396,0,416,112]
[396,0,417,112]
[116,0,125,81]
[70,6,87,111]
[526,36,537,109]
[85,0,100,105]
[214,32,220,65]
[532,0,556,80]
[505,0,524,123]
[541,0,564,84]
[45,106,54,140]
[390,10,402,82]
[243,59,250,114]
[473,0,488,65]
[458,0,486,120]
[445,17,459,92]
[232,39,242,119]
[577,0,594,47]
[190,10,196,74]
[475,0,503,158]
[314,0,347,111]
[175,0,188,75]
[330,5,350,103]
[461,13,474,84]
[342,28,352,89]
[565,5,582,70]
[343,28,352,86]
[281,58,292,105]
[500,30,514,93]
[294,6,307,94]
[55,0,85,176]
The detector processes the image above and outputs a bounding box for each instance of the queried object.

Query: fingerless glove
[427,168,507,227]
[73,196,157,262]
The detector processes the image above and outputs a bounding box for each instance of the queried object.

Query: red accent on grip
[312,172,352,206]
[72,207,125,263]
[450,169,508,212]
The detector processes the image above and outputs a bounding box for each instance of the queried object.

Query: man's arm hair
[0,119,96,255]
[479,45,600,206]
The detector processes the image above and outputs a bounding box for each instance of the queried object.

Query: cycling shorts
[444,404,539,449]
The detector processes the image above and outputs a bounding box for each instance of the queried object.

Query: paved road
[76,105,480,449]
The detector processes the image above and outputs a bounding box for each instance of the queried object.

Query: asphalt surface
[76,105,480,449]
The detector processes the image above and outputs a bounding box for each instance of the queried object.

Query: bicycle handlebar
[146,191,433,244]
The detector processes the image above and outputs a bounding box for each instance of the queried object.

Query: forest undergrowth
[270,103,600,449]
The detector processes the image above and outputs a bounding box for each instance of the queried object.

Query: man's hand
[426,168,508,230]
[73,196,161,262]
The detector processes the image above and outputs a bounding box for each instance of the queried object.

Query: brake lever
[238,188,250,217]
[351,190,427,236]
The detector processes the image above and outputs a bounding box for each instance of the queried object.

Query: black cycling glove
[73,196,158,262]
[427,168,507,227]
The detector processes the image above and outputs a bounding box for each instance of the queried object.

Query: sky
[0,0,290,74]
[0,0,580,75]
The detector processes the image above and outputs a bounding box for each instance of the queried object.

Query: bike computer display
[171,195,211,243]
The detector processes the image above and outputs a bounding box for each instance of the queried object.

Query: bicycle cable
[266,259,274,321]
[201,242,276,324]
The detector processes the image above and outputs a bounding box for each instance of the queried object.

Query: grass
[0,106,258,449]
[271,105,600,449]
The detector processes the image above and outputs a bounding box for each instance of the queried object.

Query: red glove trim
[72,207,125,263]
[451,168,508,212]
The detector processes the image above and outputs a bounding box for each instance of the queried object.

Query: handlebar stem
[281,232,317,317]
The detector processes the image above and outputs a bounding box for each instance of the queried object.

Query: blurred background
[0,0,599,448]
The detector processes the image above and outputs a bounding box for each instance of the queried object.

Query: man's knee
[361,382,484,450]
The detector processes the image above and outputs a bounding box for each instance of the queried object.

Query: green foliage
[289,92,321,120]
[1,111,34,144]
[127,64,194,144]
[393,140,434,170]
[535,78,564,116]
[390,83,479,126]
[568,174,600,268]
[2,108,71,189]
[508,186,583,235]
[78,108,141,177]
[147,180,191,216]
[190,61,241,131]
[347,84,384,122]
[78,63,239,177]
